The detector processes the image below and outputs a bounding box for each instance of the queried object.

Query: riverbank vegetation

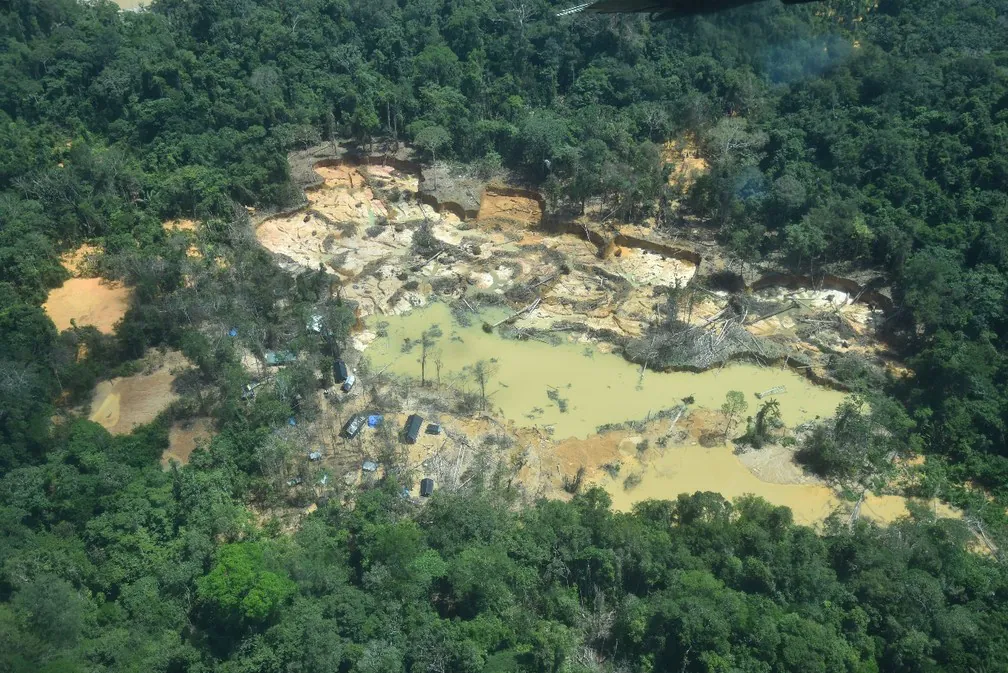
[2,0,1008,669]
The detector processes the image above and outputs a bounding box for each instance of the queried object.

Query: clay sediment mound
[750,271,893,313]
[477,185,546,226]
[418,165,482,219]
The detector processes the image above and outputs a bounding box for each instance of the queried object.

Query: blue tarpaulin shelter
[367,414,383,427]
[228,328,238,337]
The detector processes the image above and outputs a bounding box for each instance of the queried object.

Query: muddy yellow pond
[365,303,958,526]
[597,443,956,526]
[364,302,847,439]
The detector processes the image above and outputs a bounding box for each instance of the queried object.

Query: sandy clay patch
[89,350,191,435]
[605,247,697,287]
[737,443,824,486]
[60,243,103,277]
[163,218,198,233]
[162,417,215,467]
[255,211,344,271]
[44,278,131,334]
[478,190,543,226]
[315,164,367,189]
[663,136,709,190]
[362,164,421,195]
[305,164,389,226]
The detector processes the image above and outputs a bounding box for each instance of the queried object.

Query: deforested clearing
[44,278,130,334]
[89,350,191,435]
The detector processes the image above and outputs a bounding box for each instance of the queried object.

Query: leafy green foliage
[721,390,748,440]
[197,542,296,622]
[1,0,1008,670]
[797,395,912,488]
[740,398,784,449]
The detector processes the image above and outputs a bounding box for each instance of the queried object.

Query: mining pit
[251,151,949,527]
[367,303,843,439]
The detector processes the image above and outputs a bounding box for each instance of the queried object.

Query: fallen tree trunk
[485,297,541,331]
[746,300,799,326]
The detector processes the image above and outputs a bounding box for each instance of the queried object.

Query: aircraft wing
[557,0,669,16]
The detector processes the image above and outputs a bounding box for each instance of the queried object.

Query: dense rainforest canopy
[2,0,1008,671]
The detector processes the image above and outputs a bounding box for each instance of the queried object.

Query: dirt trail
[89,350,190,435]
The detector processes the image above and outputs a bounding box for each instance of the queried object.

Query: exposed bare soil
[477,189,543,226]
[163,218,198,233]
[256,160,699,336]
[46,243,131,334]
[44,278,131,334]
[250,152,944,528]
[89,350,191,435]
[663,135,709,191]
[163,417,215,467]
[60,243,102,277]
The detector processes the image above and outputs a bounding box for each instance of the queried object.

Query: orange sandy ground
[477,191,543,226]
[89,351,191,435]
[44,278,130,334]
[162,418,215,467]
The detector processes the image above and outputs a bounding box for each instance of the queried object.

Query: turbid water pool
[363,303,956,526]
[364,302,846,439]
[597,440,958,525]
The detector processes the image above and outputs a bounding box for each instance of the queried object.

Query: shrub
[623,473,643,490]
[602,461,622,478]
